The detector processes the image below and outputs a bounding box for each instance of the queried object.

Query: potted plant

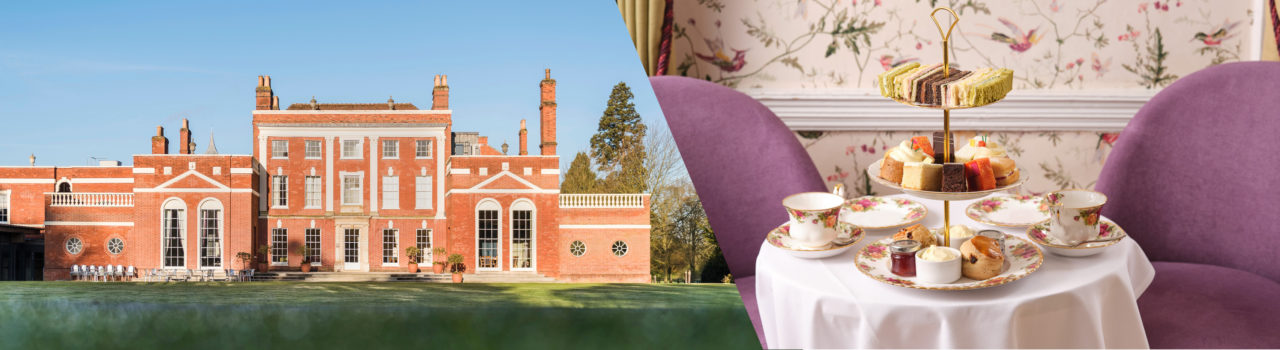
[236,252,253,270]
[405,246,421,273]
[448,253,465,283]
[431,247,447,274]
[296,244,312,273]
[256,244,270,271]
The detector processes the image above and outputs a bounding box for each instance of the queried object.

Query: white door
[343,228,360,270]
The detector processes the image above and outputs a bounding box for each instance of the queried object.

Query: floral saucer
[841,196,927,229]
[966,194,1050,227]
[854,232,1044,290]
[1027,216,1127,257]
[766,221,865,259]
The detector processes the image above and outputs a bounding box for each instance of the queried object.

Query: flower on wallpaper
[1050,0,1061,13]
[879,55,918,71]
[988,18,1041,53]
[1091,52,1111,77]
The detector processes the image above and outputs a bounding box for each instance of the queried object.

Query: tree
[561,152,599,193]
[590,82,648,193]
[672,191,713,282]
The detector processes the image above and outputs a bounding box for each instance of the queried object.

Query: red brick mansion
[0,70,651,282]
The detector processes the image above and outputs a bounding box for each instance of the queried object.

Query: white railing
[559,194,646,208]
[46,193,134,207]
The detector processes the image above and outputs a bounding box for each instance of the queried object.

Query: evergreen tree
[590,82,648,193]
[561,152,599,193]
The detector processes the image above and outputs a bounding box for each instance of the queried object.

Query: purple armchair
[1096,62,1280,348]
[650,76,827,348]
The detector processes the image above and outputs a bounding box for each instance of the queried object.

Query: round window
[65,237,83,255]
[611,241,628,257]
[107,237,125,255]
[569,240,586,257]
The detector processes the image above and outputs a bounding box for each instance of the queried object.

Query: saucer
[766,221,865,259]
[1026,216,1127,257]
[841,196,927,229]
[966,194,1050,227]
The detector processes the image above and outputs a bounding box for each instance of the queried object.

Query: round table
[755,194,1156,349]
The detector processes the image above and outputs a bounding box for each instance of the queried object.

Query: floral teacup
[783,184,846,249]
[1045,189,1107,246]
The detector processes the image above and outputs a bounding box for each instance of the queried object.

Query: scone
[893,224,938,248]
[960,235,1004,280]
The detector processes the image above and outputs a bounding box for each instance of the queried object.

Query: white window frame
[271,228,288,266]
[271,175,288,209]
[0,190,10,224]
[271,140,289,159]
[475,199,502,271]
[106,237,125,255]
[382,175,399,209]
[340,173,364,206]
[304,176,322,209]
[305,228,321,266]
[66,237,84,255]
[415,139,433,159]
[341,139,362,159]
[415,176,432,209]
[510,199,536,271]
[382,139,399,159]
[382,228,399,266]
[305,140,322,159]
[612,240,629,257]
[198,199,224,269]
[161,198,187,269]
[416,228,432,266]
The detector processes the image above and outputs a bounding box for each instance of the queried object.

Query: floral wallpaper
[670,0,1259,195]
[671,0,1258,89]
[800,130,1119,196]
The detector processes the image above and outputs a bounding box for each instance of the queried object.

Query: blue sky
[0,1,662,169]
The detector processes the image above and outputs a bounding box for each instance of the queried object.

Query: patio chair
[115,265,124,282]
[649,76,827,348]
[125,266,135,282]
[246,269,255,282]
[69,265,79,281]
[1096,61,1280,348]
[96,266,105,282]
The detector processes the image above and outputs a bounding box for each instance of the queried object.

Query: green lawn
[0,282,759,349]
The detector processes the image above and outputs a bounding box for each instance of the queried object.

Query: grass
[0,282,758,349]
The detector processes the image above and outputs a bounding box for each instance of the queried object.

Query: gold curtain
[1265,0,1279,61]
[618,0,666,75]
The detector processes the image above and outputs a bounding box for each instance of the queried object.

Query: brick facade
[0,71,650,282]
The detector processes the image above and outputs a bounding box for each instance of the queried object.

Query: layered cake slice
[940,163,967,192]
[902,162,942,191]
[879,152,905,184]
[964,158,997,191]
[932,131,955,163]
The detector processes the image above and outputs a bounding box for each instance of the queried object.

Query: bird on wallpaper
[694,37,748,72]
[1193,20,1242,46]
[879,55,919,71]
[987,18,1041,53]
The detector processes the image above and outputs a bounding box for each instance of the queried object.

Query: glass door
[343,228,360,270]
[477,210,499,270]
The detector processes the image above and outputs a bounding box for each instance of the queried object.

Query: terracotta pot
[452,273,463,283]
[301,264,312,273]
[432,264,445,274]
[409,264,419,273]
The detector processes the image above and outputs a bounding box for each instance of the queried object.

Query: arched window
[510,199,535,270]
[161,198,187,268]
[56,179,71,193]
[476,199,501,270]
[198,198,223,268]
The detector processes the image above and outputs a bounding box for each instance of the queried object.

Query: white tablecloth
[756,194,1156,349]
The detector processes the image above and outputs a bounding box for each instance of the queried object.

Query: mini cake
[940,163,968,192]
[879,139,934,184]
[955,136,1008,163]
[964,158,997,191]
[932,131,955,163]
[893,224,938,248]
[910,136,934,156]
[901,162,942,191]
[960,235,1004,280]
[989,156,1020,186]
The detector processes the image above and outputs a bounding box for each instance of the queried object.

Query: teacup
[782,184,846,249]
[1045,189,1107,246]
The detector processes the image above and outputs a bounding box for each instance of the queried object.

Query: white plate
[853,232,1043,290]
[766,221,865,259]
[867,159,1025,201]
[841,196,927,229]
[966,194,1050,227]
[1026,216,1127,257]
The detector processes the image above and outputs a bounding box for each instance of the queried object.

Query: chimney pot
[545,69,550,79]
[156,126,164,136]
[442,75,448,86]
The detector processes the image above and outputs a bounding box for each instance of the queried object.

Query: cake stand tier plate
[868,159,1025,201]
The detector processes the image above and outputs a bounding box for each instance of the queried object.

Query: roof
[285,103,419,111]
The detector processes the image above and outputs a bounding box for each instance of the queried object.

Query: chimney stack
[179,119,193,154]
[519,119,528,155]
[539,69,557,155]
[432,74,450,110]
[256,75,275,110]
[152,126,169,154]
